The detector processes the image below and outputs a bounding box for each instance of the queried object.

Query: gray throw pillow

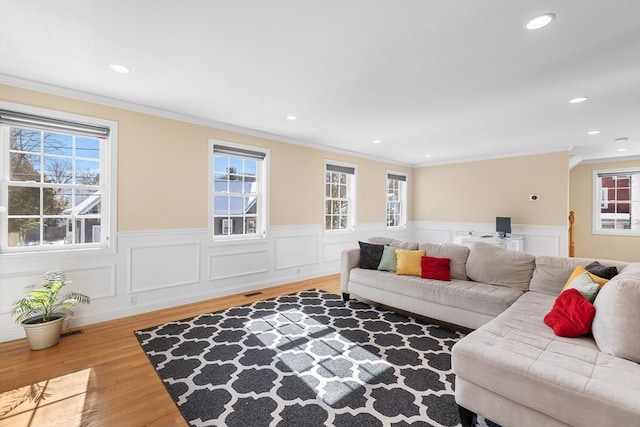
[585,261,619,280]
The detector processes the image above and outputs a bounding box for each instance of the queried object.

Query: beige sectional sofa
[340,237,640,427]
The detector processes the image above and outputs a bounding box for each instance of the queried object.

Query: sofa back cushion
[419,242,470,280]
[530,256,630,296]
[591,263,640,363]
[465,242,535,290]
[368,237,419,250]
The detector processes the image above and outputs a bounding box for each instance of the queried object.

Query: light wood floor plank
[0,274,341,426]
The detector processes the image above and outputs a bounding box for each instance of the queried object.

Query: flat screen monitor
[496,217,511,236]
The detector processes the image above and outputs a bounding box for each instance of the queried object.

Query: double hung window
[386,172,407,228]
[211,142,268,239]
[0,106,115,252]
[324,162,356,231]
[593,168,640,234]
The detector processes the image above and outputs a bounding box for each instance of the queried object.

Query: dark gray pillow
[359,241,385,269]
[585,261,619,280]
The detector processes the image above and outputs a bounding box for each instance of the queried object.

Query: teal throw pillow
[377,245,397,272]
[564,271,601,302]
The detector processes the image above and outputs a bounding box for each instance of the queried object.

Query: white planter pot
[21,315,64,350]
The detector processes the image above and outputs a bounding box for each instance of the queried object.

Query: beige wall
[0,84,411,231]
[412,152,570,226]
[570,159,640,262]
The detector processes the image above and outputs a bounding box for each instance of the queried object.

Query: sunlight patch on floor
[248,309,393,406]
[0,368,91,427]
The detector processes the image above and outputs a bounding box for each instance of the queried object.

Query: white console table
[453,235,524,252]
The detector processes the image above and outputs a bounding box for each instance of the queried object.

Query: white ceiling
[1,0,639,166]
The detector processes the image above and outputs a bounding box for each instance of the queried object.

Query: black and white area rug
[135,290,487,427]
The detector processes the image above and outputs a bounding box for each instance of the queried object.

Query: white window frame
[592,167,640,236]
[0,101,117,254]
[386,171,407,229]
[324,160,357,233]
[600,188,608,209]
[209,139,269,242]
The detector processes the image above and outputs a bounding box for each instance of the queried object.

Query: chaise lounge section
[452,257,640,427]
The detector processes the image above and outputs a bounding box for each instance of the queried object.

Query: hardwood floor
[0,275,341,426]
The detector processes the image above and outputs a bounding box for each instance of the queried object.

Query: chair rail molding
[410,221,568,256]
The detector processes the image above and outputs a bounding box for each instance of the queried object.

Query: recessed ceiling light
[109,64,130,74]
[587,130,601,135]
[424,154,432,158]
[373,139,382,144]
[286,115,297,121]
[569,97,588,104]
[617,148,628,152]
[525,13,555,30]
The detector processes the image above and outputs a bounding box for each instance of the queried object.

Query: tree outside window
[2,121,105,249]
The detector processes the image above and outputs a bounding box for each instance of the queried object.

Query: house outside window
[210,141,268,240]
[0,105,115,252]
[386,171,407,228]
[593,168,640,235]
[324,161,356,231]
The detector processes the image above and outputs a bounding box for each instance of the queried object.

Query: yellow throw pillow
[396,249,426,276]
[562,265,608,291]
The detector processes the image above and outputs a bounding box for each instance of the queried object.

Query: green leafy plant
[12,270,90,324]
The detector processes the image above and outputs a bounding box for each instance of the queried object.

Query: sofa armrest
[340,248,360,292]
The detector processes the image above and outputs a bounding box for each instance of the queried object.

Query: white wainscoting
[0,220,566,342]
[0,223,398,342]
[275,234,318,270]
[209,249,270,280]
[411,221,569,256]
[129,242,201,292]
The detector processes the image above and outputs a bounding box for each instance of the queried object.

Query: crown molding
[0,74,413,168]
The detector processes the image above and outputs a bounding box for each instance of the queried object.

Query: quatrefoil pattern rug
[135,290,466,427]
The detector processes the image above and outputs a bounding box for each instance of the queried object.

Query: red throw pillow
[544,288,596,337]
[421,256,451,281]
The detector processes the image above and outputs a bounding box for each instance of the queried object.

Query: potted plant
[12,270,90,350]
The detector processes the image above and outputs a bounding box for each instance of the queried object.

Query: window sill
[323,229,356,236]
[591,229,640,237]
[210,234,267,246]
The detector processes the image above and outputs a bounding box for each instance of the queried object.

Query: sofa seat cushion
[349,268,522,317]
[452,292,640,427]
